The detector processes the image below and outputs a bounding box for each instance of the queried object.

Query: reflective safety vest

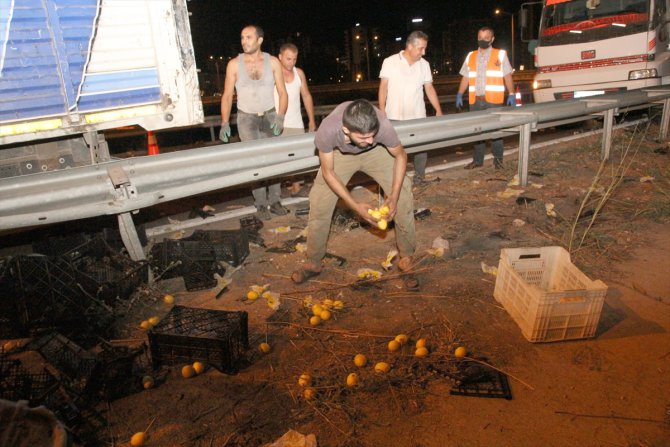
[466,48,506,105]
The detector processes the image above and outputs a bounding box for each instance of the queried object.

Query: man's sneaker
[269,202,289,216]
[412,175,427,186]
[256,205,272,221]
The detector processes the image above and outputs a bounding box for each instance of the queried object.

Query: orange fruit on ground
[454,346,467,358]
[415,347,429,357]
[298,373,311,387]
[147,316,160,326]
[415,338,427,349]
[320,309,332,321]
[303,387,316,400]
[141,376,154,389]
[353,354,367,367]
[309,315,321,326]
[181,365,196,379]
[247,290,260,300]
[374,362,391,373]
[395,334,408,345]
[259,342,271,353]
[163,294,174,304]
[193,361,205,374]
[346,372,359,387]
[388,340,401,352]
[139,320,152,330]
[130,432,146,446]
[312,304,324,316]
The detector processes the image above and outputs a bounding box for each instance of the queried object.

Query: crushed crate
[28,333,100,396]
[66,237,148,303]
[493,246,608,343]
[148,305,248,374]
[0,354,58,404]
[3,254,113,335]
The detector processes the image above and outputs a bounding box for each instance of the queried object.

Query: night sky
[188,0,521,63]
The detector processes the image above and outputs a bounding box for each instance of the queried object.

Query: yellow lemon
[147,316,160,326]
[374,362,391,373]
[298,373,311,387]
[259,342,271,353]
[394,334,408,345]
[193,361,205,374]
[141,376,154,390]
[377,219,388,230]
[303,387,316,400]
[163,294,174,304]
[370,210,382,220]
[367,208,374,215]
[139,320,152,330]
[379,205,390,216]
[181,365,196,379]
[311,304,324,316]
[346,372,359,387]
[454,346,467,358]
[322,299,333,308]
[415,347,429,357]
[333,300,344,310]
[353,354,367,367]
[388,340,401,352]
[320,309,332,321]
[415,338,427,349]
[309,315,321,326]
[247,290,260,301]
[130,432,146,447]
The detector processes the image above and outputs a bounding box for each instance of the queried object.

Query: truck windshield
[539,0,650,46]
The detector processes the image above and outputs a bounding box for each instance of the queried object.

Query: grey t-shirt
[314,102,401,154]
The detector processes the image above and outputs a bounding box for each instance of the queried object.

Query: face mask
[478,40,491,49]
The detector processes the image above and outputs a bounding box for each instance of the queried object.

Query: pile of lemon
[367,205,391,230]
[307,298,344,327]
[139,315,160,330]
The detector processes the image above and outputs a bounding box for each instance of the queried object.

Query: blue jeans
[237,108,281,206]
[469,100,504,166]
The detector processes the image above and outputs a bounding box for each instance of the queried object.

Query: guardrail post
[209,126,216,142]
[660,98,670,141]
[517,123,532,187]
[118,212,146,262]
[601,108,614,160]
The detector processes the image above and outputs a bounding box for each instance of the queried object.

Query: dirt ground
[18,121,670,446]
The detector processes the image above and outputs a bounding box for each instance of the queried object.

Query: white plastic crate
[493,246,607,343]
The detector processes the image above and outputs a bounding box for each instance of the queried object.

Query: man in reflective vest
[456,27,515,169]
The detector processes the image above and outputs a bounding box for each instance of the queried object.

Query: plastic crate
[148,306,248,373]
[190,229,250,267]
[493,246,608,343]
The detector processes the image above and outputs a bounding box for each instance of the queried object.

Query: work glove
[507,94,516,106]
[219,122,231,143]
[455,93,464,109]
[271,114,285,136]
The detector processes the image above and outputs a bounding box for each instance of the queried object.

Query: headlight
[533,79,552,89]
[628,68,658,80]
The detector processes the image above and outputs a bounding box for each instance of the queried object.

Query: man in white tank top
[219,25,288,221]
[274,43,316,197]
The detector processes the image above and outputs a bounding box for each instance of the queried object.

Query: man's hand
[271,114,285,136]
[455,93,464,108]
[507,94,516,106]
[382,197,399,221]
[352,202,379,226]
[219,123,231,143]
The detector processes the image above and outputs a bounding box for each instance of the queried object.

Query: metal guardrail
[1,85,669,260]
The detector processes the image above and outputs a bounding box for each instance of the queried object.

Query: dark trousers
[469,100,504,165]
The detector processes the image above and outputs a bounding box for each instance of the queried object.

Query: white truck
[532,0,670,102]
[0,0,202,177]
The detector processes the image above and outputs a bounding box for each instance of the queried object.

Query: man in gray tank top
[220,25,288,220]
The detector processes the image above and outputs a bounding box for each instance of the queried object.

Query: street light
[495,8,515,69]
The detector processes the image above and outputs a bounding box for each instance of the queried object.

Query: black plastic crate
[150,241,223,291]
[148,306,248,374]
[190,229,250,266]
[0,355,58,404]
